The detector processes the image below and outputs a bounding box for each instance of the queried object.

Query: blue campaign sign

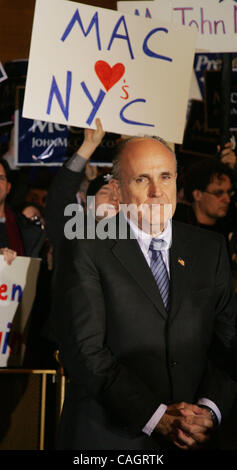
[194,52,237,98]
[15,106,116,166]
[15,107,70,166]
[204,70,237,132]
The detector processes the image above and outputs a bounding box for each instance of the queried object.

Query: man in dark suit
[52,136,236,450]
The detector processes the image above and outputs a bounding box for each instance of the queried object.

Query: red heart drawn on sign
[94,61,125,92]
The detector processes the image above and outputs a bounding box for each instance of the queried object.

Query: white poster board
[119,0,237,52]
[0,256,41,367]
[117,0,171,21]
[117,2,202,104]
[23,0,197,144]
[171,0,237,52]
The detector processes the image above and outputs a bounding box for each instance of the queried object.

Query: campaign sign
[0,60,27,126]
[194,52,237,98]
[204,70,237,132]
[171,0,237,52]
[181,99,220,157]
[119,0,237,53]
[0,256,40,367]
[117,0,171,21]
[117,2,202,103]
[23,0,197,144]
[15,109,69,166]
[15,109,118,166]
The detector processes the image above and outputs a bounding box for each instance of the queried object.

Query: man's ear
[109,179,121,201]
[192,189,202,202]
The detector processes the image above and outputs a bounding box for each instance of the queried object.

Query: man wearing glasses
[175,159,236,238]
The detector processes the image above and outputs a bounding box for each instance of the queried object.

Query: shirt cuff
[65,153,87,172]
[197,398,222,425]
[142,404,167,436]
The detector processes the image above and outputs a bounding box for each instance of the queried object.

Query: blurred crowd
[0,120,237,369]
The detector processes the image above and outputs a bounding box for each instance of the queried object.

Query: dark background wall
[0,0,118,63]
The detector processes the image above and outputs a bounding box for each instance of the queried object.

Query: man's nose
[148,180,163,197]
[222,192,231,204]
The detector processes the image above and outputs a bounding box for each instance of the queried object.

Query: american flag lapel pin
[178,257,185,267]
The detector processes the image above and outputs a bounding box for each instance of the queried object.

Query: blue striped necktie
[149,238,170,310]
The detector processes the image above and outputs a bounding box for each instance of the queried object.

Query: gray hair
[112,136,177,182]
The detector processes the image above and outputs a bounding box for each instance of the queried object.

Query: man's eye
[162,174,172,180]
[136,177,147,183]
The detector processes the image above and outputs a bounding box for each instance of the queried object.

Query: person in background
[174,159,236,239]
[21,201,44,226]
[21,201,55,369]
[0,158,24,255]
[45,118,118,264]
[176,138,237,204]
[0,158,46,258]
[43,120,118,368]
[175,139,237,291]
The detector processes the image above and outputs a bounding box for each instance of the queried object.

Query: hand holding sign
[0,248,17,265]
[78,118,105,160]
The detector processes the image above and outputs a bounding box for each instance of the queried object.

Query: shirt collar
[126,216,172,252]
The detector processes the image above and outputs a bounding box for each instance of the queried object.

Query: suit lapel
[109,217,191,321]
[111,236,168,320]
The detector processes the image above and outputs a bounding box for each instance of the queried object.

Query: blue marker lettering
[47,71,72,121]
[145,9,152,18]
[107,15,134,60]
[11,284,23,302]
[120,99,155,127]
[2,322,11,354]
[81,81,106,125]
[143,28,173,62]
[61,9,101,50]
[134,8,152,18]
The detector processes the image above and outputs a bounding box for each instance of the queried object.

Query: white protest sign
[23,0,197,144]
[117,2,202,105]
[119,1,237,52]
[0,256,41,367]
[117,0,171,21]
[171,0,237,52]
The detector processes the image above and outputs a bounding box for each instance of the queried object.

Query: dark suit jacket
[45,165,84,258]
[51,217,236,450]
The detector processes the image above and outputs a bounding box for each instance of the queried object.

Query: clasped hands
[156,402,214,450]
